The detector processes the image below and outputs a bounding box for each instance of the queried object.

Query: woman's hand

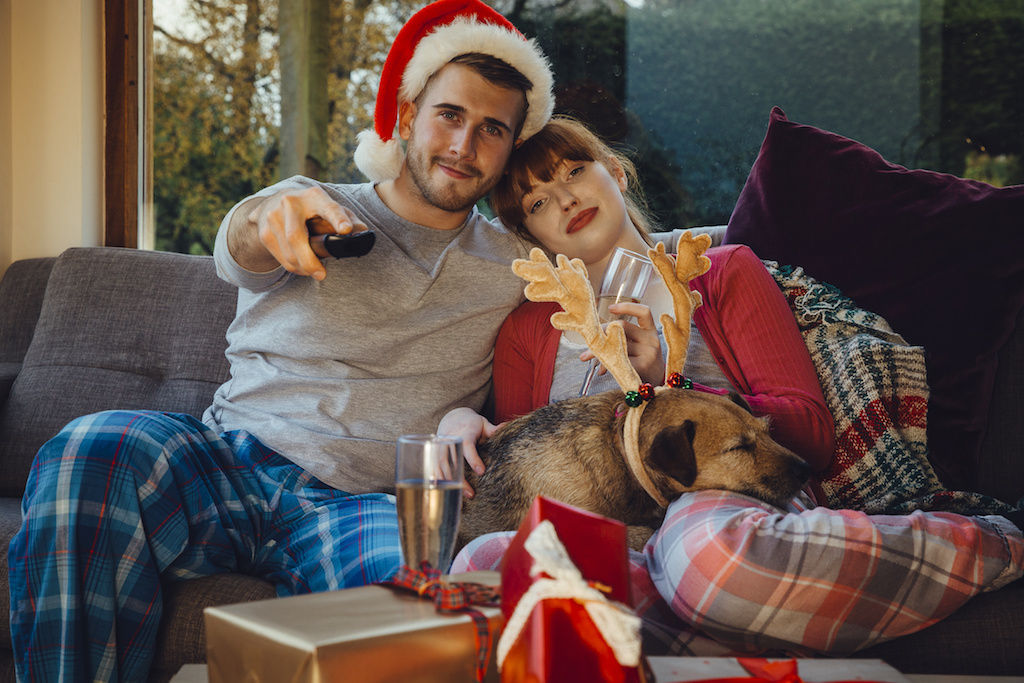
[436,407,502,498]
[580,302,665,386]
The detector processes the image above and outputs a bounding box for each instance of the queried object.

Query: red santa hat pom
[354,0,553,182]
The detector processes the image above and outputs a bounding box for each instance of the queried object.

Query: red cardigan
[491,244,836,472]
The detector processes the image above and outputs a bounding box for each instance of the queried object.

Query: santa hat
[354,0,554,182]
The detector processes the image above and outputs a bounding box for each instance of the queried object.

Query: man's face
[398,62,526,214]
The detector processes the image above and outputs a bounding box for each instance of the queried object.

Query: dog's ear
[645,420,697,488]
[726,391,753,414]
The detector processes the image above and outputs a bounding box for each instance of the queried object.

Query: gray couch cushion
[0,258,56,365]
[150,573,276,677]
[0,247,237,498]
[853,577,1024,674]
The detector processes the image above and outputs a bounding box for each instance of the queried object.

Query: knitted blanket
[766,262,1016,516]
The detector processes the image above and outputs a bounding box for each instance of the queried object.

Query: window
[129,0,1023,254]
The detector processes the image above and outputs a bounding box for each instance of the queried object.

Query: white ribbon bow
[496,520,642,670]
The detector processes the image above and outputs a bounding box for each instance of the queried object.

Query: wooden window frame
[103,0,138,248]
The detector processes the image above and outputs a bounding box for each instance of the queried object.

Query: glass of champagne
[394,434,464,572]
[579,247,654,396]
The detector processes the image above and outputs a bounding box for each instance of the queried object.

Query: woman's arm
[492,302,562,423]
[693,245,835,470]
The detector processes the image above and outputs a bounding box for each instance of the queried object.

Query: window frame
[104,0,139,249]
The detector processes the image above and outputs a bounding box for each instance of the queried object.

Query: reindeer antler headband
[511,231,713,507]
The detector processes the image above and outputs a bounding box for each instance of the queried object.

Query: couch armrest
[0,257,56,366]
[0,362,17,411]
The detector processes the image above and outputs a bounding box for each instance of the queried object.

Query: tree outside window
[150,0,1023,255]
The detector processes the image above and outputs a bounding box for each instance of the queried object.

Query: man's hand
[437,407,502,499]
[227,185,368,280]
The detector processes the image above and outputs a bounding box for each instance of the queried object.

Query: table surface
[646,657,1024,683]
[171,663,1024,682]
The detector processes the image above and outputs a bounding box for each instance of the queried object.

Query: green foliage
[932,0,1024,172]
[324,0,423,184]
[152,0,1023,254]
[506,0,1023,228]
[152,0,279,254]
[153,0,420,254]
[625,0,930,226]
[963,151,1023,187]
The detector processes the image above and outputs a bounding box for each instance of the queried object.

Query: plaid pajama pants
[8,410,401,682]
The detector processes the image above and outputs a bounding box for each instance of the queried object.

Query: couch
[0,248,279,683]
[4,105,1024,679]
[2,234,1022,680]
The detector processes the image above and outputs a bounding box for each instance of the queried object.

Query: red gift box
[496,496,647,683]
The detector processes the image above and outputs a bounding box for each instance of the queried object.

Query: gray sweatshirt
[204,177,527,494]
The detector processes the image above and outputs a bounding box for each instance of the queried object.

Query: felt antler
[647,231,712,381]
[512,250,642,392]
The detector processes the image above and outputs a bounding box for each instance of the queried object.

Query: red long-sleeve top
[491,244,836,472]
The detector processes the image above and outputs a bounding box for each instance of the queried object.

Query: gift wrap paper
[205,571,502,683]
[501,597,642,683]
[499,497,645,683]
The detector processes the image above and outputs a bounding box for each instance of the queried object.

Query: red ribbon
[662,657,893,683]
[384,563,501,682]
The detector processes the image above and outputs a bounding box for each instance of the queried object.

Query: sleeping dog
[457,235,811,551]
[459,388,811,550]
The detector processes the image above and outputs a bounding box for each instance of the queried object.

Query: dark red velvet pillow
[724,106,1024,489]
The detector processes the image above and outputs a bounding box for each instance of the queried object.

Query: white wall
[0,0,11,273]
[0,0,104,275]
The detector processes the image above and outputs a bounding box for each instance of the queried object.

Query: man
[8,1,553,680]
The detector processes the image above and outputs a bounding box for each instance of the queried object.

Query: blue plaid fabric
[8,410,401,682]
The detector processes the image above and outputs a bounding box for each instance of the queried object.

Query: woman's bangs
[511,126,598,197]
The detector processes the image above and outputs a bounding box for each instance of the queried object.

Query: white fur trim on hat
[354,130,404,185]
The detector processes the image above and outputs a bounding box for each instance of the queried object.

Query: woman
[486,116,834,469]
[442,117,1024,657]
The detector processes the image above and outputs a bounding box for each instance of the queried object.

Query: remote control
[310,231,376,259]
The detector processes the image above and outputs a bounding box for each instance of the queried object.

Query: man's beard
[404,142,493,213]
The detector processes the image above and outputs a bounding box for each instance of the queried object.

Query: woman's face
[519,159,631,265]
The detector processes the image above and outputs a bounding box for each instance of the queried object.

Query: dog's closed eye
[724,435,756,454]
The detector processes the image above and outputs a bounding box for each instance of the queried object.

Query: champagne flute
[578,247,654,396]
[394,434,464,572]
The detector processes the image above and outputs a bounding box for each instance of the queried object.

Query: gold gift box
[205,571,503,683]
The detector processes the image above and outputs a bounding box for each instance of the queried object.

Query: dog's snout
[790,457,811,484]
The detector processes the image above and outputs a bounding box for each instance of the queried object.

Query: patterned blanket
[765,261,1016,516]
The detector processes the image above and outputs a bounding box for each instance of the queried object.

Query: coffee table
[170,662,1024,682]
